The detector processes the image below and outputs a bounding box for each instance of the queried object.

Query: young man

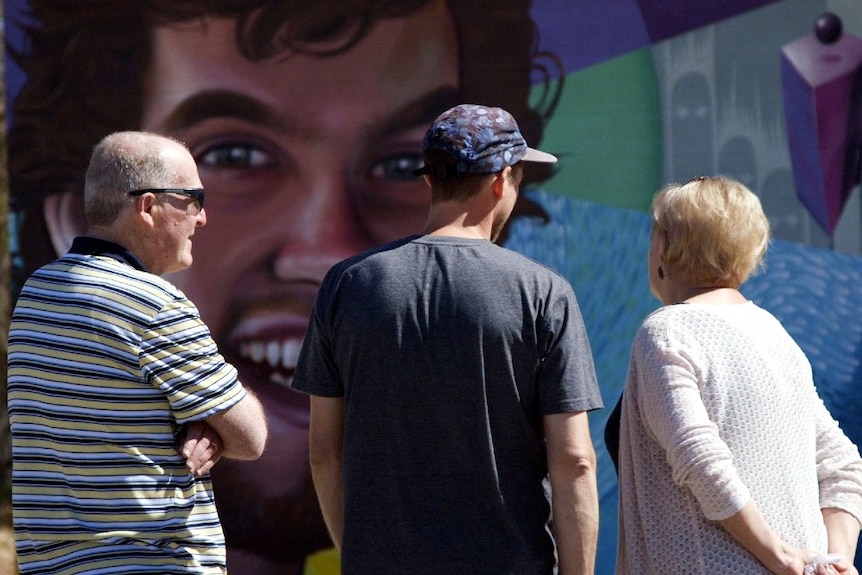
[293,104,603,574]
[7,132,268,573]
[7,2,561,571]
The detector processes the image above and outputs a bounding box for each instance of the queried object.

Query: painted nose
[272,176,372,282]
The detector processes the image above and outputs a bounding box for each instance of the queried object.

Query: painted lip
[224,310,312,427]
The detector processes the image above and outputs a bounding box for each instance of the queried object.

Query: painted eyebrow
[373,85,461,139]
[159,85,460,139]
[161,90,285,133]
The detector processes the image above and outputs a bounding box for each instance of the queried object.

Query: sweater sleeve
[813,393,862,525]
[633,319,751,521]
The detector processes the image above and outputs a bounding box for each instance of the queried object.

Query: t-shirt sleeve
[536,283,603,414]
[140,297,246,424]
[292,297,344,398]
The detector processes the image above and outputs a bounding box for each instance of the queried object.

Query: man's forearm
[308,395,346,550]
[310,459,344,550]
[544,411,599,574]
[552,461,599,575]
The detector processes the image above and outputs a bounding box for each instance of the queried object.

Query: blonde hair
[652,175,770,287]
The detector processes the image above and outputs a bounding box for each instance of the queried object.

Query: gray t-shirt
[293,235,602,575]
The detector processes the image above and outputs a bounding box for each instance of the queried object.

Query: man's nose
[272,176,372,282]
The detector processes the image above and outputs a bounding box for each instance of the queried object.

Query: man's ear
[43,192,87,256]
[491,167,510,199]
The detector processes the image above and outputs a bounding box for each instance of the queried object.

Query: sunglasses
[128,187,205,209]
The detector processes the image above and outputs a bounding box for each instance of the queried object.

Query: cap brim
[522,147,558,163]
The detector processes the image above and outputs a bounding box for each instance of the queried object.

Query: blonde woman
[616,176,862,575]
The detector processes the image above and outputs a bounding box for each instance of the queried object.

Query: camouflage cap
[412,104,557,179]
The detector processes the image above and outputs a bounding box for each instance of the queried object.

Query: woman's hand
[805,554,857,575]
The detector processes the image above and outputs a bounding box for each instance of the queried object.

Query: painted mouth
[225,309,312,392]
[237,337,303,387]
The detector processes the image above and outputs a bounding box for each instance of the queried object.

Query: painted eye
[198,143,274,169]
[368,153,425,182]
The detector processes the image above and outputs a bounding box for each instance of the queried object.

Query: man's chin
[213,458,332,561]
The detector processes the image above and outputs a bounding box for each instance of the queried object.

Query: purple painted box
[781,32,862,235]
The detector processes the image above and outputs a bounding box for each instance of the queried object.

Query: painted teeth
[239,340,302,370]
[267,341,280,366]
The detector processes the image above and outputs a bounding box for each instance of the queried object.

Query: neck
[422,203,494,240]
[670,286,747,305]
[87,225,155,272]
[86,226,128,248]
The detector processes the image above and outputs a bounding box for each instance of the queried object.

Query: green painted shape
[534,49,663,212]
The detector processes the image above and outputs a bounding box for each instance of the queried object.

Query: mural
[4,0,862,573]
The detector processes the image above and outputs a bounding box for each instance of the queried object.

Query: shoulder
[27,254,186,305]
[634,304,707,351]
[90,257,200,321]
[495,243,569,277]
[314,236,421,308]
[327,236,420,278]
[99,260,190,309]
[637,304,681,334]
[483,245,578,303]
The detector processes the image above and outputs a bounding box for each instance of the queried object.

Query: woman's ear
[43,192,87,256]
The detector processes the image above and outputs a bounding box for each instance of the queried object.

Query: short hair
[652,175,770,287]
[430,173,495,203]
[429,162,522,203]
[8,0,562,290]
[84,132,180,226]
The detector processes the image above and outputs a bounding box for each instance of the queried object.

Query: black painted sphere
[814,12,842,44]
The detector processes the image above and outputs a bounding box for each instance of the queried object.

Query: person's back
[618,302,835,574]
[294,104,602,575]
[300,235,595,572]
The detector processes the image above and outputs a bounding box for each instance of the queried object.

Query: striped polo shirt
[8,237,247,574]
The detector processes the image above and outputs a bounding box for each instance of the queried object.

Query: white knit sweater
[616,301,862,574]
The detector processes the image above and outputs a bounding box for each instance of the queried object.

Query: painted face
[139,1,459,569]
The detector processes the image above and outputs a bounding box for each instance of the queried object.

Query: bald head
[84,131,198,226]
[81,131,207,276]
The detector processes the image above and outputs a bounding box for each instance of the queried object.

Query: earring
[657,266,664,280]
